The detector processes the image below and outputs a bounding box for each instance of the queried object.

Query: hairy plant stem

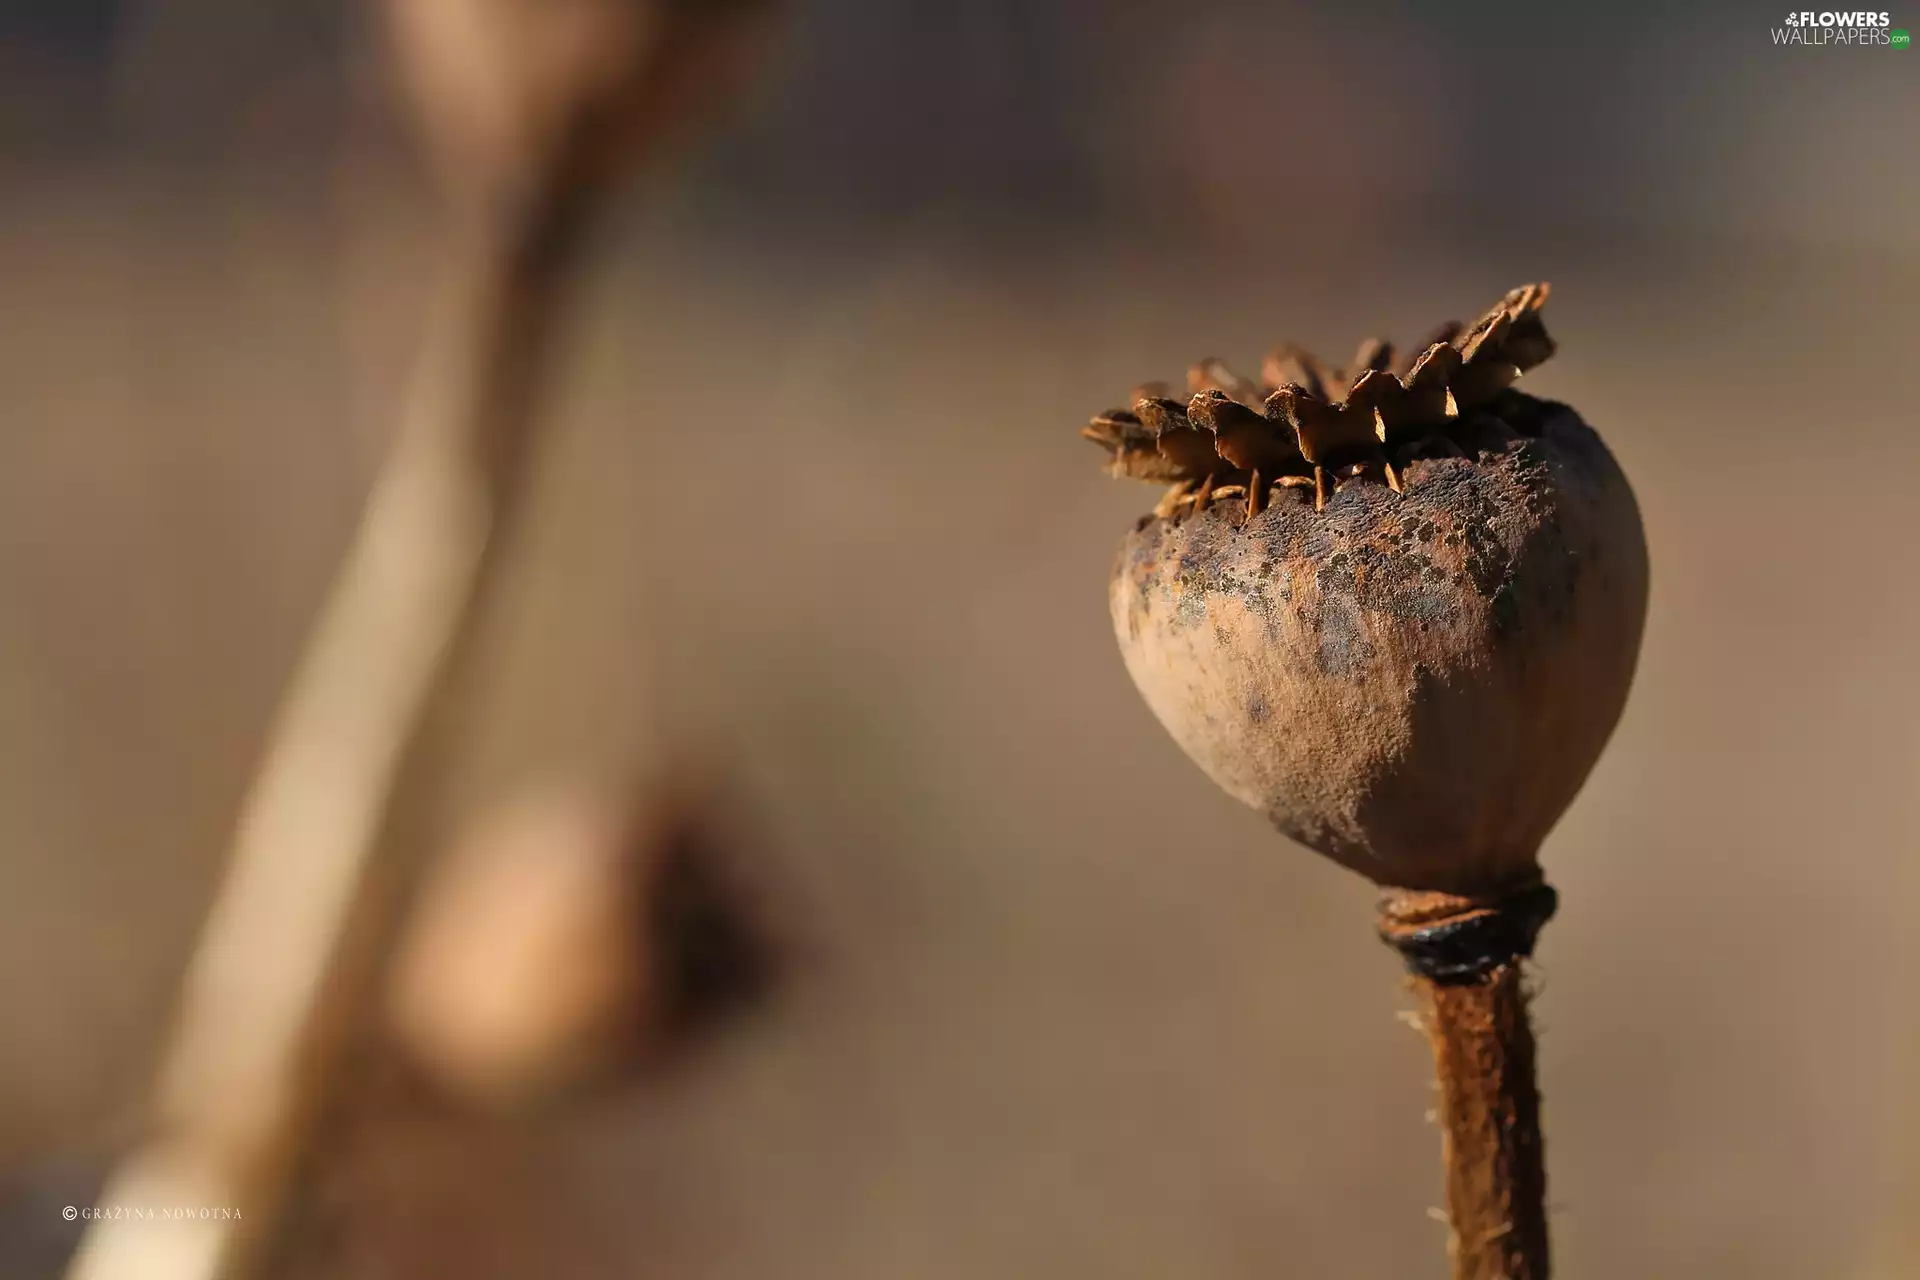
[1417,963,1550,1280]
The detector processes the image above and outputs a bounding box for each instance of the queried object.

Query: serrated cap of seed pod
[1082,285,1647,896]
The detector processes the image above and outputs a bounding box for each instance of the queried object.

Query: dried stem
[65,176,590,1280]
[1417,964,1551,1280]
[62,4,779,1272]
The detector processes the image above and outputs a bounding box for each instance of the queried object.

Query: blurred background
[3,0,1918,1276]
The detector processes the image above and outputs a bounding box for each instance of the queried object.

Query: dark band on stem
[1377,882,1558,985]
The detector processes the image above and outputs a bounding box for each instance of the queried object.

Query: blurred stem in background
[63,3,774,1278]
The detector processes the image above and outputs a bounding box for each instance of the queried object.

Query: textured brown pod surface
[1089,287,1647,896]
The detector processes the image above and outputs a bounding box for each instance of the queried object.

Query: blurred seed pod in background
[386,777,775,1110]
[383,0,778,203]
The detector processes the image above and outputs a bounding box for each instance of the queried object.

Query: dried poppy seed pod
[1083,284,1647,1280]
[1086,284,1647,902]
[1090,285,1643,1274]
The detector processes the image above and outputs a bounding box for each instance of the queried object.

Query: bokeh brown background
[3,1,1919,1276]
